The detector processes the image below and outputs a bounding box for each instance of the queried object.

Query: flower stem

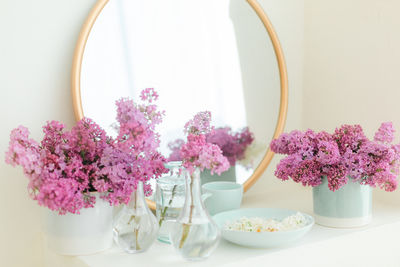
[159,185,178,227]
[179,174,194,249]
[127,190,141,250]
[135,228,140,250]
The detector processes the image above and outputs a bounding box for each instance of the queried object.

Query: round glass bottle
[169,168,221,261]
[113,181,158,253]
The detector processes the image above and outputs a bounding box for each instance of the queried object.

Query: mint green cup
[202,182,243,216]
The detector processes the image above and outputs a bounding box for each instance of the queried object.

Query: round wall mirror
[71,0,288,209]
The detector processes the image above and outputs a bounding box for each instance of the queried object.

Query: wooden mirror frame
[71,0,288,209]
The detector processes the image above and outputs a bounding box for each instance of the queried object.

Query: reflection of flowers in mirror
[168,126,255,169]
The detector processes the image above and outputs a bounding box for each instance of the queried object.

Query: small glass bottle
[113,181,158,253]
[169,168,221,261]
[156,161,186,243]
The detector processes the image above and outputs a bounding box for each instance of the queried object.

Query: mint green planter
[313,177,372,228]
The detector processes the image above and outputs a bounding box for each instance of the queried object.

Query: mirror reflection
[80,0,280,186]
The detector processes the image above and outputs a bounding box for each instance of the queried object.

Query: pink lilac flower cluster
[178,112,230,175]
[270,122,400,192]
[107,88,167,202]
[5,88,167,214]
[183,111,213,135]
[5,119,110,214]
[169,127,254,167]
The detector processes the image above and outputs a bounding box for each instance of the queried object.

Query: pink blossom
[270,129,319,159]
[372,171,397,192]
[333,124,367,154]
[168,139,185,162]
[179,112,230,175]
[140,88,159,103]
[316,140,340,165]
[168,127,254,166]
[291,159,322,187]
[270,122,400,192]
[206,127,254,166]
[5,126,42,180]
[323,163,348,191]
[5,89,168,214]
[374,122,395,144]
[275,154,302,181]
[184,111,213,135]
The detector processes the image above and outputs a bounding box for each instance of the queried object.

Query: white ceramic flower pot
[43,194,114,255]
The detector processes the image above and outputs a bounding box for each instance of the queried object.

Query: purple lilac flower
[322,163,348,191]
[5,126,42,179]
[167,139,185,162]
[291,159,322,187]
[169,126,254,167]
[140,88,159,103]
[270,123,400,192]
[184,111,212,135]
[275,154,302,181]
[374,122,395,144]
[333,124,367,153]
[205,127,254,166]
[316,140,340,165]
[180,112,230,175]
[5,89,168,214]
[271,129,319,160]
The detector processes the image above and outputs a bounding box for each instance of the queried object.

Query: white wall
[0,0,303,266]
[0,1,96,266]
[304,0,400,135]
[303,0,400,201]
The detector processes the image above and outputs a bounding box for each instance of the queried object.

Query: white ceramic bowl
[213,208,314,248]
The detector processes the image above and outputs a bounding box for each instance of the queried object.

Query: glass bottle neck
[183,168,205,215]
[128,181,147,210]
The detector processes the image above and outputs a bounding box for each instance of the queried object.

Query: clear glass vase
[169,168,221,261]
[113,181,158,253]
[156,161,186,244]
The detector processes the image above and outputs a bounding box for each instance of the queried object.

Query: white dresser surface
[45,163,400,267]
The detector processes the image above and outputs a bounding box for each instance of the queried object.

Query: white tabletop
[76,198,400,267]
[45,159,400,267]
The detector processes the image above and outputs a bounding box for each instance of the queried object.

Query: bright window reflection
[82,0,247,156]
[81,0,280,185]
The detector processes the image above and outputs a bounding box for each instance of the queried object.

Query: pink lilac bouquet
[107,88,167,201]
[168,127,254,167]
[174,112,230,249]
[178,111,230,175]
[270,122,400,192]
[5,88,167,214]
